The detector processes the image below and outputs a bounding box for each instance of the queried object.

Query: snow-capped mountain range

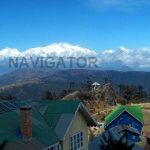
[0,43,97,58]
[0,42,150,72]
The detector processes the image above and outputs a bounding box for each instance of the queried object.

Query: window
[70,132,83,150]
[46,144,61,150]
[133,136,136,140]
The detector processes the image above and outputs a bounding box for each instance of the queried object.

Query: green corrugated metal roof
[43,100,81,128]
[0,111,20,144]
[44,100,81,114]
[31,107,59,146]
[105,105,144,125]
[0,107,59,148]
[0,100,81,149]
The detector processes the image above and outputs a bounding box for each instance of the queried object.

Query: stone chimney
[20,106,32,140]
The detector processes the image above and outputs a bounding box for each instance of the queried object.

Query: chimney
[20,106,32,140]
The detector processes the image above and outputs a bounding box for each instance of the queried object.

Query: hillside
[0,69,150,100]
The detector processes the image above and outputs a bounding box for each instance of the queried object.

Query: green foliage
[58,89,68,98]
[42,90,54,100]
[119,84,147,101]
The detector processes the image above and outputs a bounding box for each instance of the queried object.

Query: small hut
[92,82,100,90]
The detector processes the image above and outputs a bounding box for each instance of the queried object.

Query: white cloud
[99,46,150,70]
[0,47,20,58]
[102,49,115,54]
[0,42,150,71]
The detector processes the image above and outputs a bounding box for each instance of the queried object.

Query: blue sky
[0,0,150,51]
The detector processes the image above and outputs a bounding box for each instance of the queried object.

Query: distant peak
[22,42,97,57]
[0,47,20,57]
[119,46,130,53]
